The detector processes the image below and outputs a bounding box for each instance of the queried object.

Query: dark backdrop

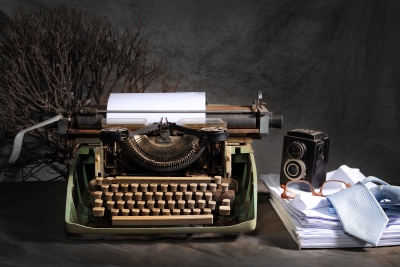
[1,0,399,182]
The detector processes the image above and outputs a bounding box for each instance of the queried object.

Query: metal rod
[97,110,254,114]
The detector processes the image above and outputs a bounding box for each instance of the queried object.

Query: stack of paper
[261,169,400,249]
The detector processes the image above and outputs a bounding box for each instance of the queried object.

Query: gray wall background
[1,0,399,181]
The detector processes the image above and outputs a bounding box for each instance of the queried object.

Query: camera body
[280,129,329,188]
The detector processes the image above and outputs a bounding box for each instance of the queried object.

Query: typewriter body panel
[66,139,258,234]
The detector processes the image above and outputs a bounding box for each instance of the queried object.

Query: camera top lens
[287,141,306,159]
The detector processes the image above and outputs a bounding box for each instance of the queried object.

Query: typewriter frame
[65,139,258,234]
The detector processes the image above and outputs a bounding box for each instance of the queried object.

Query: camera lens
[284,159,306,180]
[287,164,299,176]
[287,141,306,159]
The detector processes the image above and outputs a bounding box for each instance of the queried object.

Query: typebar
[112,215,213,226]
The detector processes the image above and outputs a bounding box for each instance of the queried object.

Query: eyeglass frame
[280,180,351,199]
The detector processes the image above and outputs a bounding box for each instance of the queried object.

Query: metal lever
[8,114,64,163]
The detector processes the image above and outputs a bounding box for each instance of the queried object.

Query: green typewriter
[9,92,282,234]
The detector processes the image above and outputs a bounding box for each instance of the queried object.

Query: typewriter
[9,92,282,234]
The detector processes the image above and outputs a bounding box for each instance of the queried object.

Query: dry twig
[0,5,179,181]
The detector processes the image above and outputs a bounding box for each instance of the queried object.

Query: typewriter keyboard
[89,176,235,226]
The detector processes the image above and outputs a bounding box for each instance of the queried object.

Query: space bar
[112,215,213,226]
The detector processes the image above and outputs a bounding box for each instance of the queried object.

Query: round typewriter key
[162,209,170,215]
[96,177,103,186]
[111,209,119,216]
[168,200,176,209]
[180,184,187,192]
[175,192,183,201]
[134,192,143,201]
[121,209,129,216]
[152,208,160,216]
[105,192,113,201]
[127,200,135,209]
[222,199,230,206]
[147,200,155,209]
[120,184,129,193]
[190,183,197,192]
[142,208,150,216]
[94,199,103,207]
[209,183,217,193]
[145,192,153,201]
[219,206,230,216]
[177,200,186,209]
[117,200,125,210]
[140,183,148,192]
[214,176,222,185]
[221,183,229,192]
[150,183,158,192]
[187,200,195,209]
[93,207,105,217]
[107,201,115,210]
[155,192,163,201]
[130,183,138,192]
[111,184,119,193]
[101,184,109,194]
[192,208,200,215]
[172,209,180,215]
[94,191,102,199]
[157,200,165,209]
[131,208,140,216]
[170,183,178,192]
[195,192,203,201]
[197,199,206,209]
[115,192,123,201]
[208,201,216,210]
[160,183,168,192]
[199,183,207,192]
[205,192,212,201]
[183,209,191,215]
[137,201,145,210]
[185,191,193,201]
[106,177,114,185]
[203,208,211,215]
[165,192,173,201]
[124,192,133,201]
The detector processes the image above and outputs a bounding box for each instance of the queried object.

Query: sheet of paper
[262,171,400,248]
[327,165,375,188]
[107,92,206,125]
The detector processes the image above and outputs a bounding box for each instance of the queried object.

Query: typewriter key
[126,200,135,209]
[147,200,155,210]
[175,192,183,201]
[142,209,150,216]
[170,183,178,192]
[180,184,188,192]
[93,207,105,217]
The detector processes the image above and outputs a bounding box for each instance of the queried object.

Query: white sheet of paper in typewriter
[107,92,206,124]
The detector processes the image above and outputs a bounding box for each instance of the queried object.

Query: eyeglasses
[280,180,351,199]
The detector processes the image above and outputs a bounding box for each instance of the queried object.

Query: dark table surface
[0,180,399,267]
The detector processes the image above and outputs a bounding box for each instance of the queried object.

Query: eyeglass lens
[285,180,346,198]
[321,181,347,196]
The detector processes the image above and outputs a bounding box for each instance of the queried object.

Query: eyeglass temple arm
[280,184,296,199]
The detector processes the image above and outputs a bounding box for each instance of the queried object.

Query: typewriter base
[65,142,258,234]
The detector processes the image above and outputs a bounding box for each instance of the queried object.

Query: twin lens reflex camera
[280,129,329,189]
